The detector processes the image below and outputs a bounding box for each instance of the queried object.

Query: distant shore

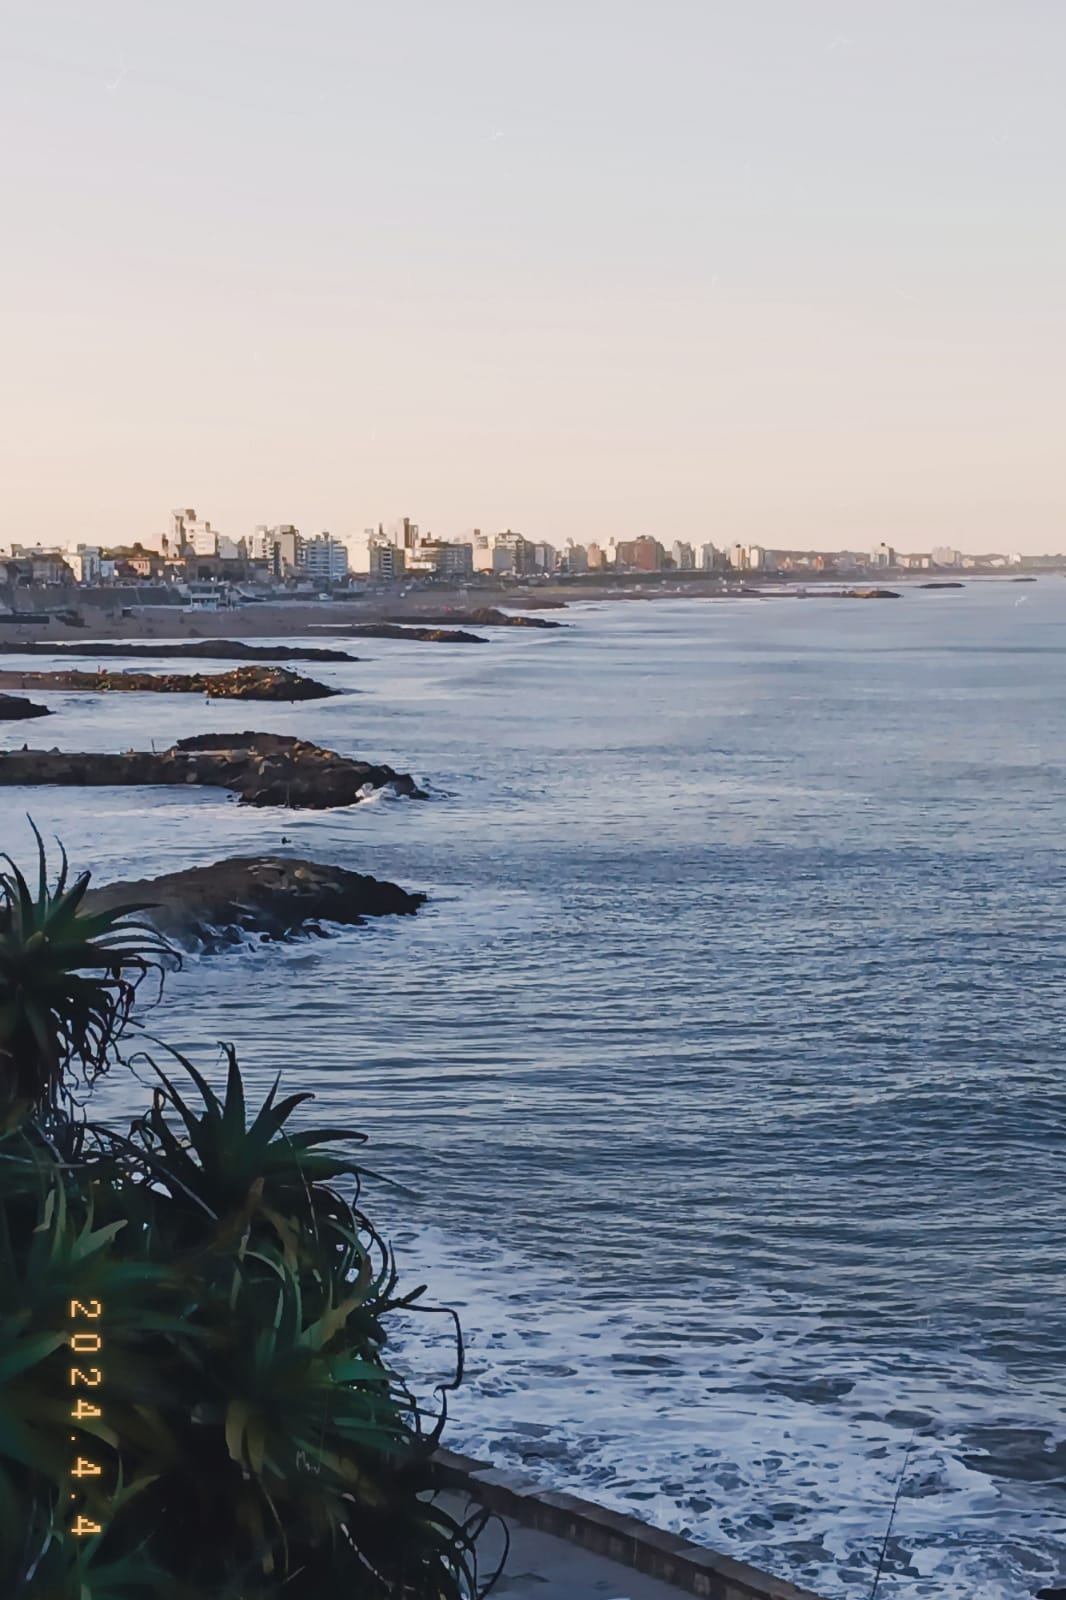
[0,571,1046,646]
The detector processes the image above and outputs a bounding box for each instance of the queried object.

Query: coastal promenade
[439,1452,825,1600]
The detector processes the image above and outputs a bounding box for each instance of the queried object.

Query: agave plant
[1,1048,494,1598]
[1,833,494,1596]
[0,826,175,1119]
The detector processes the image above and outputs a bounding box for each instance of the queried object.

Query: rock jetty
[0,732,424,808]
[0,640,359,663]
[84,856,425,950]
[0,693,50,721]
[383,608,563,629]
[840,588,901,600]
[343,623,486,643]
[0,665,338,700]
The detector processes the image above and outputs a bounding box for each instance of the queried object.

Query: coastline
[0,573,977,645]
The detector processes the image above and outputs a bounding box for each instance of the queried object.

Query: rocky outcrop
[84,856,425,950]
[0,640,359,662]
[918,581,964,590]
[345,624,487,643]
[0,732,424,808]
[0,666,338,700]
[382,608,563,629]
[840,588,901,600]
[0,694,50,720]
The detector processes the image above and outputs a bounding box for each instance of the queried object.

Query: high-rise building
[492,531,537,575]
[471,530,495,572]
[167,508,221,558]
[671,541,695,570]
[407,539,474,578]
[303,533,349,583]
[369,540,406,580]
[615,536,663,572]
[251,524,303,577]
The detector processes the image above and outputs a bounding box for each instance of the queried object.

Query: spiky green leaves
[0,825,176,1118]
[1,1052,487,1598]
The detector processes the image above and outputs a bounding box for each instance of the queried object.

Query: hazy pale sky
[1,2,1063,552]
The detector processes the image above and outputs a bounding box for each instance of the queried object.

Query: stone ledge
[434,1447,826,1600]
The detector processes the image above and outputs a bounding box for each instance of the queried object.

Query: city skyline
[2,2,1064,553]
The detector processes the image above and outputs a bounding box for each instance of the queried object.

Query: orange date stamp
[68,1297,104,1538]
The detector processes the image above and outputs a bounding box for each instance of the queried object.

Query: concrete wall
[435,1449,826,1600]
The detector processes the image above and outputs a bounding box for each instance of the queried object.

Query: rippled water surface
[2,583,1064,1598]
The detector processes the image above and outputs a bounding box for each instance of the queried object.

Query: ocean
[2,581,1063,1599]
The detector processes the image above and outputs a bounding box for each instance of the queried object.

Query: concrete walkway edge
[434,1448,828,1600]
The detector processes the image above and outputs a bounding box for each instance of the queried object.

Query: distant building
[492,531,537,576]
[63,545,103,584]
[870,542,896,568]
[252,525,303,578]
[303,533,349,584]
[615,536,663,572]
[369,541,406,580]
[897,552,932,570]
[96,543,165,579]
[931,546,961,568]
[471,530,495,572]
[671,541,695,571]
[408,539,474,579]
[8,545,75,584]
[166,508,222,559]
[586,542,607,570]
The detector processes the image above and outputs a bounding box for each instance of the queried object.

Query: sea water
[2,581,1063,1598]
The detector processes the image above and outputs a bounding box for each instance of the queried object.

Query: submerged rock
[382,608,563,629]
[84,855,425,949]
[0,731,424,808]
[0,665,338,700]
[0,639,359,663]
[0,694,50,721]
[344,623,487,643]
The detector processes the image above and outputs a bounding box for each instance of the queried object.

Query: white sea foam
[385,1223,1065,1600]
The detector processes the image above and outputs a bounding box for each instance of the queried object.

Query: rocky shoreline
[0,732,424,808]
[85,855,426,950]
[0,639,358,662]
[0,665,338,700]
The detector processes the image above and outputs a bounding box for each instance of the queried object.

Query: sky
[1,1,1063,554]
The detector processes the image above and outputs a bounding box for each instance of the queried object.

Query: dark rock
[0,694,50,721]
[841,588,901,599]
[84,855,425,950]
[0,732,424,809]
[382,607,563,629]
[345,623,487,643]
[0,640,359,663]
[918,581,964,589]
[0,665,338,700]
